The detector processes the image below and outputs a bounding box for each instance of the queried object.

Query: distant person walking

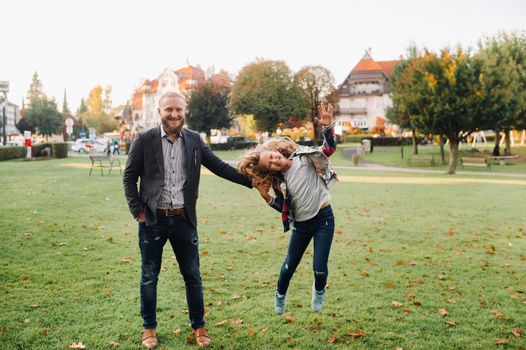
[123,92,252,349]
[112,139,120,155]
[238,103,337,315]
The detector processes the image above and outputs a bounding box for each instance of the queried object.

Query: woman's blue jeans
[138,214,204,329]
[277,205,335,295]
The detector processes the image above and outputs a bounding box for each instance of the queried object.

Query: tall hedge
[0,147,26,161]
[52,143,69,159]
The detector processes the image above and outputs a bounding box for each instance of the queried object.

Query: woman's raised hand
[314,103,334,126]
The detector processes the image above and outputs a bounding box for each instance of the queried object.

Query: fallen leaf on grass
[438,308,449,317]
[405,291,416,297]
[173,329,182,335]
[385,281,394,288]
[20,275,29,281]
[493,338,509,345]
[122,257,132,263]
[214,320,228,326]
[445,321,457,326]
[259,328,268,334]
[328,336,336,343]
[247,327,256,336]
[2,327,7,334]
[510,328,522,338]
[285,316,295,324]
[491,309,509,320]
[28,304,39,308]
[229,318,243,325]
[447,299,457,304]
[412,301,422,307]
[109,341,121,347]
[69,342,86,349]
[392,301,404,307]
[42,328,48,336]
[348,329,366,338]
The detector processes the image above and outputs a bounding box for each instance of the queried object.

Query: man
[123,92,252,349]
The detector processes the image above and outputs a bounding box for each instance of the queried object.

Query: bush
[32,143,53,157]
[0,146,26,161]
[52,143,69,159]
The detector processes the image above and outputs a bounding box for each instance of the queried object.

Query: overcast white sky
[2,0,525,112]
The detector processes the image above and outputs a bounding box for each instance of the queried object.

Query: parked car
[5,140,24,146]
[226,136,257,144]
[72,139,107,153]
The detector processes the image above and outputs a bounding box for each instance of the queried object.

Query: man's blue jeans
[277,205,335,295]
[138,214,204,329]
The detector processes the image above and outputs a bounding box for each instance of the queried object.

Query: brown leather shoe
[141,328,158,349]
[193,327,211,348]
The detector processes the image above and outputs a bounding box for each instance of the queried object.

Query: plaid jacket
[268,123,337,232]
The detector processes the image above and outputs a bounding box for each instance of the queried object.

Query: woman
[238,104,337,314]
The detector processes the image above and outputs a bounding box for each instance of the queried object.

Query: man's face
[158,96,185,134]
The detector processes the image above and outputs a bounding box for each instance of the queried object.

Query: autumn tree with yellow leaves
[390,47,488,174]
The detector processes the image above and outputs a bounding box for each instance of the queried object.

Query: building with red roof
[129,65,211,131]
[336,50,399,133]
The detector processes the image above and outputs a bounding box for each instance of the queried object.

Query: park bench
[460,157,491,170]
[486,155,519,165]
[407,154,435,166]
[89,155,122,176]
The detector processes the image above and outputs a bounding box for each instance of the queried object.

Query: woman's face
[258,150,288,172]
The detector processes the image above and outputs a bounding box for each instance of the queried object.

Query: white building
[337,51,398,132]
[1,100,21,138]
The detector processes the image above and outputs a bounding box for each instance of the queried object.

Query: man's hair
[158,91,186,106]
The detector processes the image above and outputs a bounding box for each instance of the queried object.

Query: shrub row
[0,146,26,161]
[52,143,69,158]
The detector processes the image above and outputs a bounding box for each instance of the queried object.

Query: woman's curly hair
[237,137,298,184]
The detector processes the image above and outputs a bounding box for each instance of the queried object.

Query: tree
[388,45,425,156]
[394,47,486,174]
[24,98,63,141]
[231,59,308,133]
[27,72,45,107]
[477,31,526,155]
[78,98,87,114]
[62,89,71,114]
[186,80,232,144]
[80,85,116,135]
[16,118,34,134]
[103,85,112,115]
[294,65,338,140]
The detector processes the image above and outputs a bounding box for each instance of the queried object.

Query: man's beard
[162,118,183,134]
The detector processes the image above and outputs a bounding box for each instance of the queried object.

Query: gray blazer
[123,126,252,227]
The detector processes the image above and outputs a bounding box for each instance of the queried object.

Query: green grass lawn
[1,157,525,349]
[356,144,526,174]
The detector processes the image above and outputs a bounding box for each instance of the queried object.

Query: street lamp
[0,81,9,146]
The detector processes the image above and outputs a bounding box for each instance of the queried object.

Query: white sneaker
[311,284,326,312]
[274,291,287,315]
